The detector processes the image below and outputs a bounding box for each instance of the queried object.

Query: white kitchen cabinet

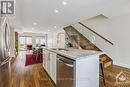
[42,49,57,84]
[43,49,50,73]
[49,52,57,83]
[46,52,51,74]
[43,49,47,70]
[42,49,46,67]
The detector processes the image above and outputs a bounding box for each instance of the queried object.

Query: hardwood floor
[0,51,130,87]
[0,51,55,87]
[100,65,130,87]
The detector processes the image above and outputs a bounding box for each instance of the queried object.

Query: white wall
[72,13,130,68]
[47,30,65,48]
[108,14,130,68]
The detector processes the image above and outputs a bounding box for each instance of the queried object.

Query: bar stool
[100,61,106,86]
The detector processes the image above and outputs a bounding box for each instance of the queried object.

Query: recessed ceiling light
[33,22,37,25]
[48,30,50,31]
[54,9,59,13]
[62,1,67,5]
[32,28,34,30]
[54,26,57,29]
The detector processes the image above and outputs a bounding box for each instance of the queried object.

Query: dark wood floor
[0,51,55,87]
[0,51,130,87]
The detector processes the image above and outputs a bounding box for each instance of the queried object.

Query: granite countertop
[44,48,103,60]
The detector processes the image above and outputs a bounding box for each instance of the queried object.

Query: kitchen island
[42,48,103,87]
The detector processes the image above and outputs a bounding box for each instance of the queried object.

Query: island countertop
[43,48,103,60]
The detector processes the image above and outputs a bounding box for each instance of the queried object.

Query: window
[26,37,32,44]
[36,38,40,44]
[19,36,32,45]
[19,36,26,45]
[40,39,46,45]
[36,36,46,45]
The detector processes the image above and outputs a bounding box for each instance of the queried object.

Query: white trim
[114,62,130,69]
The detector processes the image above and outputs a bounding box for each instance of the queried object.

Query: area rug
[25,52,43,66]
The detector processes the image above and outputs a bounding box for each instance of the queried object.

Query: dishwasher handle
[58,58,74,68]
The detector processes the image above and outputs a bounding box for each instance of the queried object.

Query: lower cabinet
[42,49,57,84]
[50,52,57,83]
[43,49,100,87]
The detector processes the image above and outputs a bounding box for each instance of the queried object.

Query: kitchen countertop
[43,48,103,60]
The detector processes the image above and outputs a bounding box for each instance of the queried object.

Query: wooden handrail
[79,22,114,45]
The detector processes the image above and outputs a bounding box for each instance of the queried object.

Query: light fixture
[62,1,67,5]
[33,22,37,25]
[32,28,34,30]
[48,30,50,32]
[54,9,59,13]
[54,26,57,29]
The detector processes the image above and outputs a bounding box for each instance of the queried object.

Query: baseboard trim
[113,62,130,69]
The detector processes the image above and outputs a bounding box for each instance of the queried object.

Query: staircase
[100,54,113,68]
[64,26,100,51]
[64,26,113,68]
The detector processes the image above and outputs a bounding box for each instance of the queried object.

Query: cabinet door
[46,51,50,73]
[44,50,49,72]
[50,52,57,83]
[52,53,57,83]
[49,52,53,77]
[42,50,46,67]
[43,50,51,74]
[42,50,57,83]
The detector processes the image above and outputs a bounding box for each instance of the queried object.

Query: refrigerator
[0,17,11,67]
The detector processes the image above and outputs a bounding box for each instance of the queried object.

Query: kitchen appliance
[57,54,75,87]
[0,17,11,67]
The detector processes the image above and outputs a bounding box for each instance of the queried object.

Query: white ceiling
[11,0,130,33]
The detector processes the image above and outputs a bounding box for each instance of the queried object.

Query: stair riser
[103,61,113,68]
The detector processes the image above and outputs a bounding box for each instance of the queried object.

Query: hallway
[0,51,55,87]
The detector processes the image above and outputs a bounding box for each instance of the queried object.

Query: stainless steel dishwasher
[57,54,75,87]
